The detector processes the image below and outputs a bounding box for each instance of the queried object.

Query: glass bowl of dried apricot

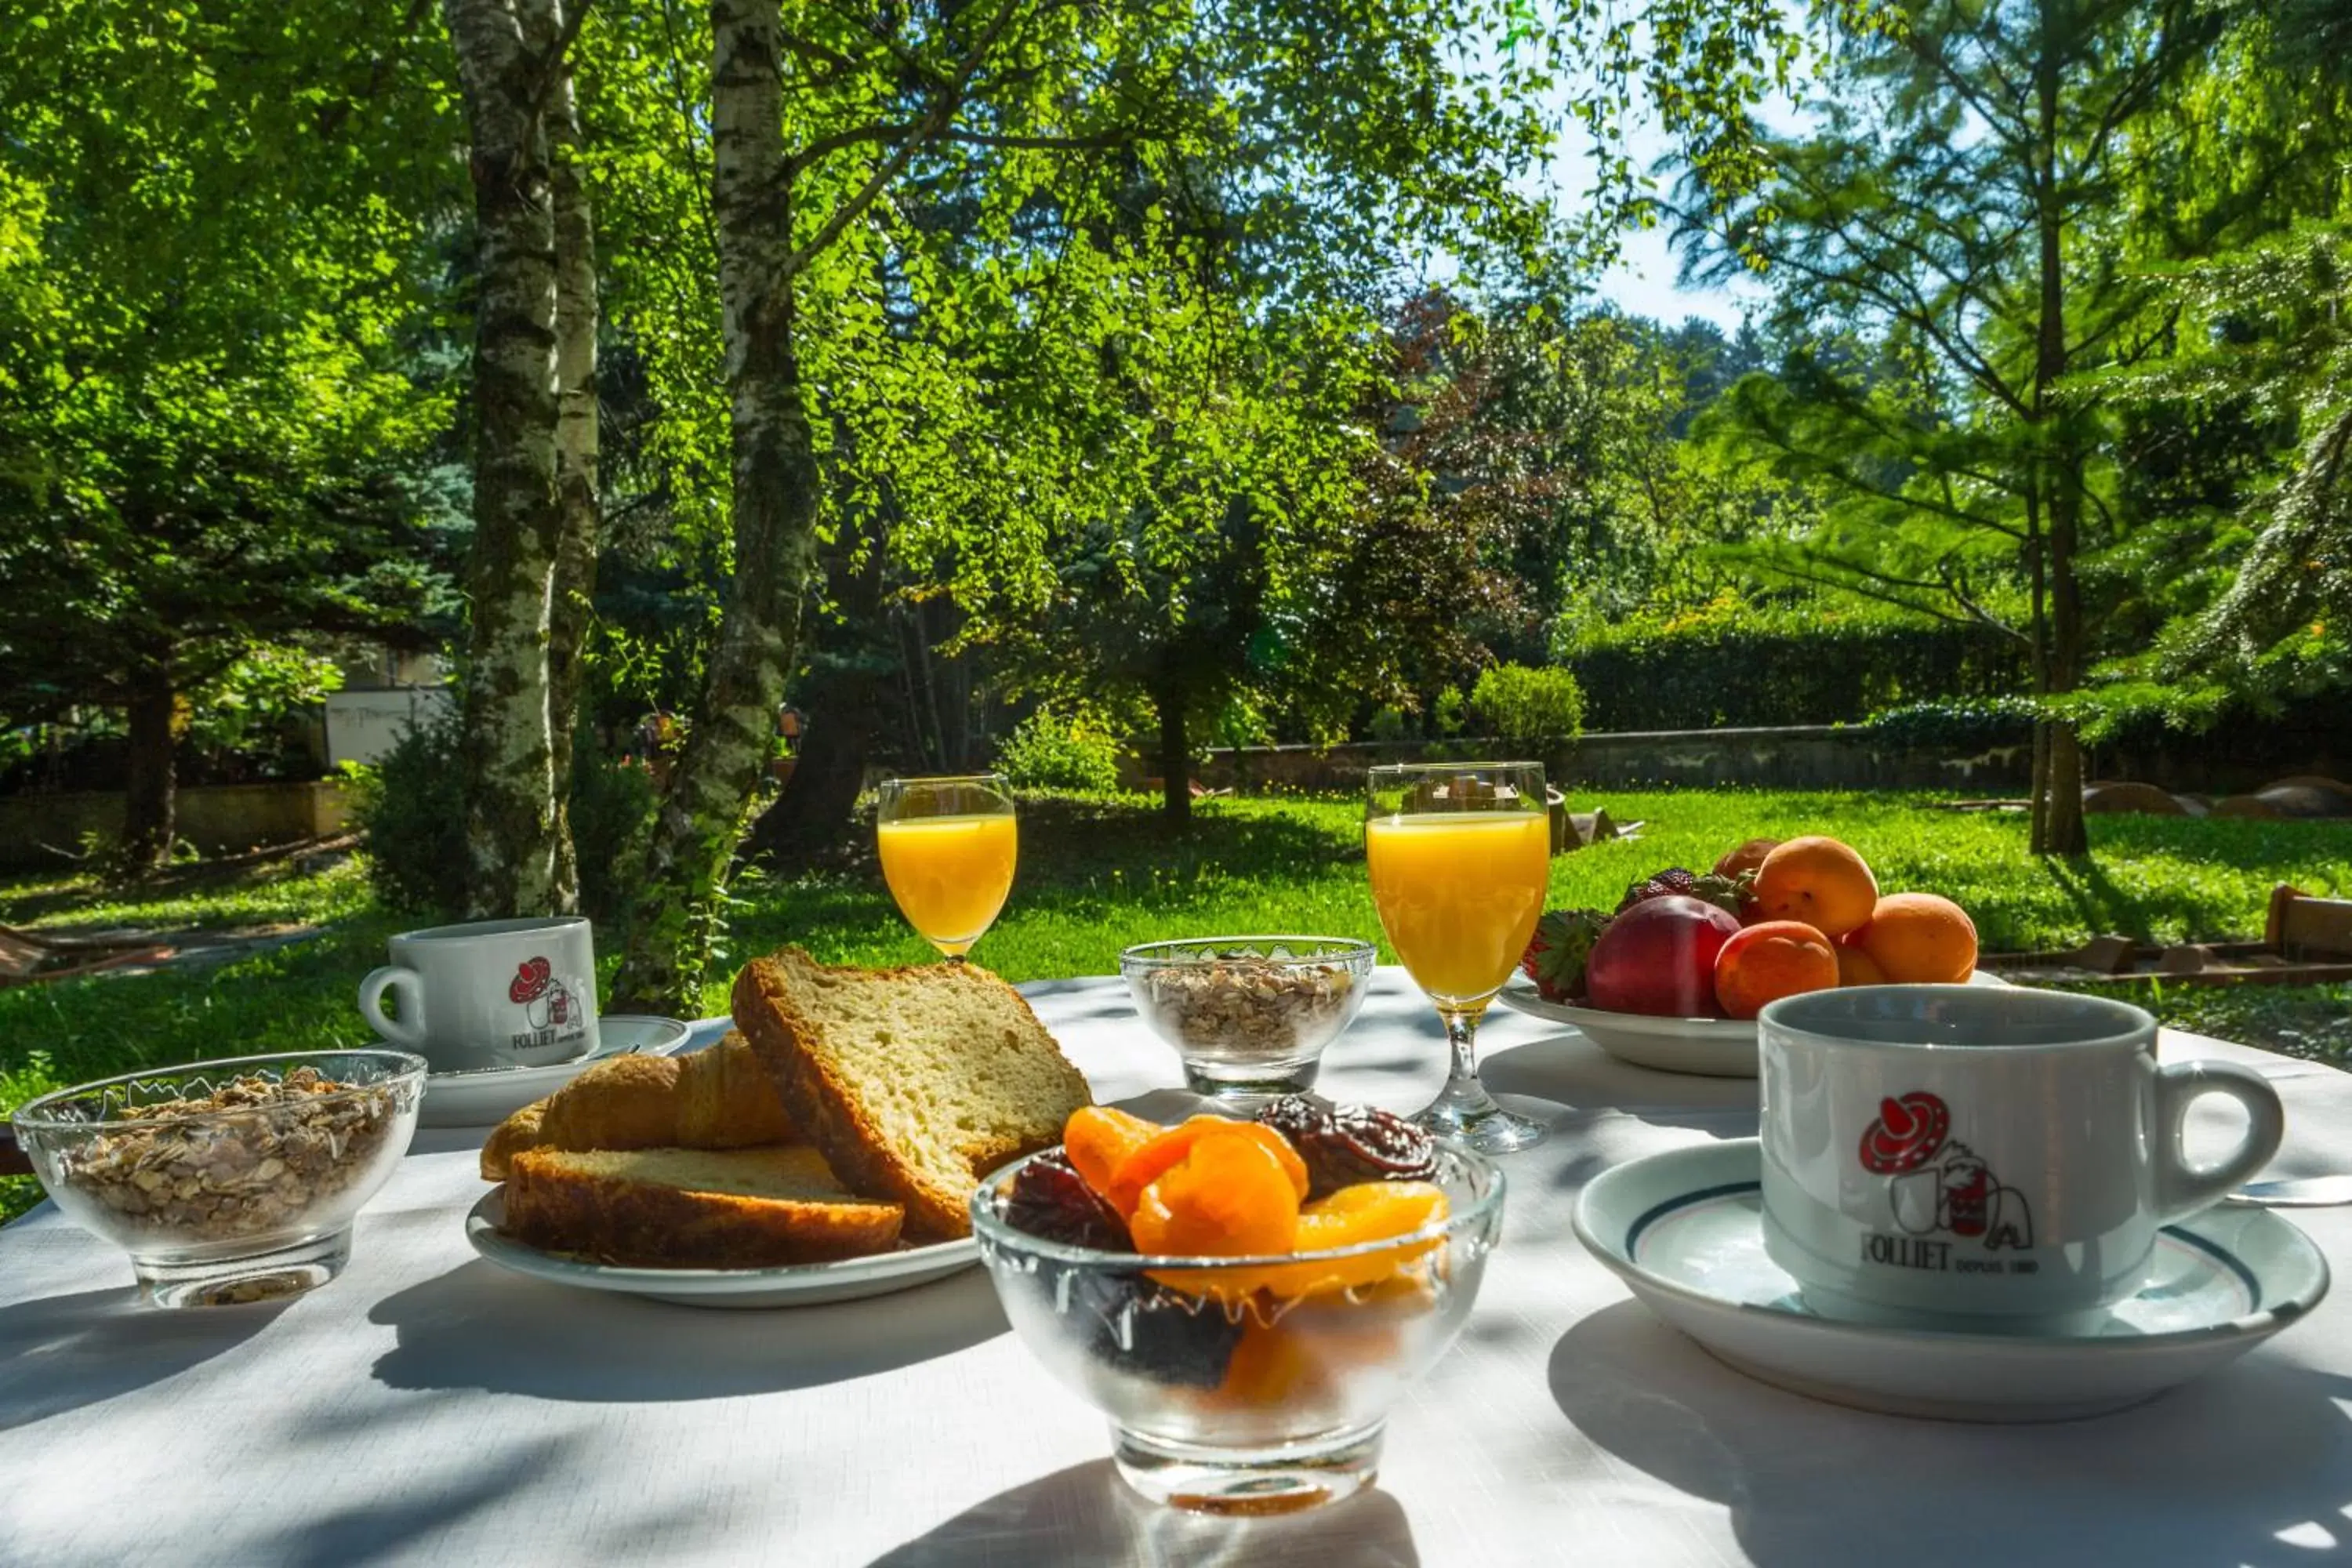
[971,1097,1505,1514]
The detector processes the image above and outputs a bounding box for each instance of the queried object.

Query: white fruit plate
[1497,971,2009,1078]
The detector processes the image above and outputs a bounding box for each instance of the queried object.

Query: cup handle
[2151,1059,2285,1222]
[358,965,429,1049]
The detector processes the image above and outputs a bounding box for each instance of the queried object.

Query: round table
[3,968,2350,1566]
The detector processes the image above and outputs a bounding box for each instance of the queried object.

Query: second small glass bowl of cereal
[1119,937,1376,1105]
[12,1048,426,1308]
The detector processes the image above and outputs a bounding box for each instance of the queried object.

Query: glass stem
[1434,1007,1501,1118]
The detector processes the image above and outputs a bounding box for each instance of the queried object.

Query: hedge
[1562,597,2026,731]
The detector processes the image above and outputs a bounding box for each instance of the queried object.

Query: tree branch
[782,0,1025,276]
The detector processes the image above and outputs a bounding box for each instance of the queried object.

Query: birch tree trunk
[546,38,601,911]
[612,0,822,1009]
[445,0,578,916]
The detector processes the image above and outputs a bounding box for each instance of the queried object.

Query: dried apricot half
[1130,1131,1303,1258]
[1063,1105,1161,1201]
[1106,1116,1308,1217]
[1243,1181,1450,1301]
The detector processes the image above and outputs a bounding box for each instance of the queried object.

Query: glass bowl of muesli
[1120,937,1376,1105]
[13,1048,426,1307]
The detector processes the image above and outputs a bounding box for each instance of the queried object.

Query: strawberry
[1618,867,1753,920]
[1521,908,1610,1002]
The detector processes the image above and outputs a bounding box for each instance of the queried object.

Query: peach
[1836,943,1889,986]
[1714,837,1780,880]
[1713,920,1840,1019]
[1857,892,1978,983]
[1751,837,1879,938]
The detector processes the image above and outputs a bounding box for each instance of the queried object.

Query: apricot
[1856,892,1979,983]
[1130,1132,1302,1257]
[1714,837,1780,880]
[1750,836,1879,938]
[1712,920,1839,1019]
[1107,1116,1309,1217]
[1250,1181,1450,1299]
[1063,1106,1160,1201]
[1154,1180,1448,1303]
[1836,942,1889,986]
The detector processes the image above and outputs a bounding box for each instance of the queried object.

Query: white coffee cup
[358,916,599,1073]
[1758,985,2283,1329]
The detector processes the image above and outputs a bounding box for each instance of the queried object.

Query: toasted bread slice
[731,949,1091,1239]
[502,1145,902,1268]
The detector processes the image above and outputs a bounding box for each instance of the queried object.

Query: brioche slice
[731,949,1092,1240]
[502,1145,902,1268]
[477,1033,796,1181]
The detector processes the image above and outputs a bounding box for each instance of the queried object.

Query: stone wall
[0,781,353,868]
[1134,728,2035,797]
[1131,724,2337,799]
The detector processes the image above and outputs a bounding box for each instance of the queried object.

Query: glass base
[1181,1060,1321,1109]
[1112,1421,1381,1514]
[133,1228,351,1308]
[1410,1088,1551,1154]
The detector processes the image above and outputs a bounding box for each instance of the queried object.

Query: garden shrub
[1563,593,2024,731]
[354,714,656,924]
[1472,664,1586,744]
[352,716,464,917]
[996,706,1125,793]
[1865,696,2042,751]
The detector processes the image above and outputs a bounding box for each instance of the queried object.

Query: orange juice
[877,812,1018,954]
[1365,812,1550,1006]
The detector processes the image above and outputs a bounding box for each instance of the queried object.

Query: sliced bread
[502,1145,902,1267]
[731,948,1093,1239]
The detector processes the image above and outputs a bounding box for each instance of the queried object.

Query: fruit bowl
[13,1048,426,1306]
[971,1140,1504,1513]
[1498,971,2011,1077]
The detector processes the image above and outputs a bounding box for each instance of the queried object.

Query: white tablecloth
[5,970,2351,1567]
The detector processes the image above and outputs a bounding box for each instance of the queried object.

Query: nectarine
[1856,892,1978,983]
[1714,920,1839,1019]
[1751,836,1879,938]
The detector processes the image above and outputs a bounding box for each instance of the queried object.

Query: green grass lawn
[4,786,2348,1222]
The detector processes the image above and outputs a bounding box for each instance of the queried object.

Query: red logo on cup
[1859,1091,1949,1174]
[509,956,554,1005]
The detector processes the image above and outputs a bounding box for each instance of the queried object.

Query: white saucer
[1499,970,2009,1077]
[1573,1138,2328,1421]
[419,1015,691,1127]
[466,1188,980,1308]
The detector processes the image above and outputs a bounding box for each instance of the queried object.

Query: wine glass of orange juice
[877,774,1018,963]
[1366,761,1552,1152]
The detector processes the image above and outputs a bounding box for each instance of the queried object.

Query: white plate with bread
[465,948,1093,1308]
[466,1181,979,1308]
[423,1014,692,1127]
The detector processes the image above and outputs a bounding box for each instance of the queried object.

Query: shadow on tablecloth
[0,1283,288,1430]
[1549,1301,2352,1568]
[869,1460,1419,1567]
[365,1258,1007,1402]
